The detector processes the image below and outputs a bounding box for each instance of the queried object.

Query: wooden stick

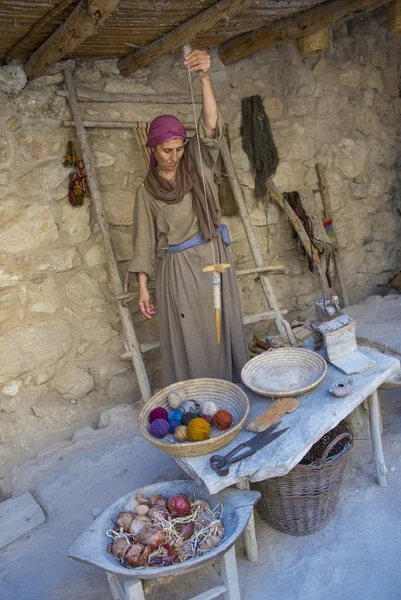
[219,139,285,335]
[316,163,349,306]
[118,0,255,75]
[267,178,330,296]
[63,69,152,403]
[219,0,389,65]
[25,0,121,79]
[215,308,221,345]
[64,120,144,129]
[76,88,201,104]
[236,265,287,276]
[4,0,75,64]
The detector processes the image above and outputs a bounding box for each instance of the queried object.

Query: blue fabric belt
[166,224,230,254]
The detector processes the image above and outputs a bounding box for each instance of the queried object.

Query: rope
[185,47,216,266]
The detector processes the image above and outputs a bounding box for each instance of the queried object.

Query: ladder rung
[236,265,287,277]
[122,310,289,358]
[243,309,288,325]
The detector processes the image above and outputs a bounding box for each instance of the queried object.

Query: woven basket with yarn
[388,0,401,36]
[138,378,250,457]
[297,27,330,56]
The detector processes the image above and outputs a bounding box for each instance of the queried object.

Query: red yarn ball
[149,407,168,424]
[202,414,213,425]
[150,419,170,439]
[213,409,233,430]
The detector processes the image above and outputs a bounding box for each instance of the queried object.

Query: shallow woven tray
[241,348,327,397]
[138,378,250,457]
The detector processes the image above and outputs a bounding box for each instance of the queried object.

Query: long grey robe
[128,114,249,386]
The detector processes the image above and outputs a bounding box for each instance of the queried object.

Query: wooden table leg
[124,578,146,600]
[369,389,388,487]
[220,545,241,600]
[236,479,258,562]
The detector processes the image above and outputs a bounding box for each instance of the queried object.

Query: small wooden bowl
[138,378,250,457]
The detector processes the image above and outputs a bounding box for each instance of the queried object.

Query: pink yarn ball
[150,419,170,439]
[202,414,213,425]
[149,407,168,424]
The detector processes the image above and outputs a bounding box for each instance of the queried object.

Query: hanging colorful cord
[64,140,90,207]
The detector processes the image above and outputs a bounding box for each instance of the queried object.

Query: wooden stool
[68,482,259,600]
[105,544,241,600]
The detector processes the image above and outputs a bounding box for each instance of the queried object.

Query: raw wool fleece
[284,189,335,285]
[241,95,279,198]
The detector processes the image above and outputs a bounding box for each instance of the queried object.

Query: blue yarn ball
[168,409,183,424]
[169,419,182,434]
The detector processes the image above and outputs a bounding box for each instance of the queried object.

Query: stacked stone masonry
[0,9,400,463]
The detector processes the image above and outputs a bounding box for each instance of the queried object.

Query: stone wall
[0,9,400,464]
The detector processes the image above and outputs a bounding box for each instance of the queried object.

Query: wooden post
[236,479,258,562]
[368,389,388,487]
[63,69,152,403]
[219,139,285,336]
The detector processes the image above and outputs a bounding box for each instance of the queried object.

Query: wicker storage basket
[388,0,401,36]
[252,421,353,536]
[297,27,330,56]
[138,378,250,457]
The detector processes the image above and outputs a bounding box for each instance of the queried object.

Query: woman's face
[153,138,185,173]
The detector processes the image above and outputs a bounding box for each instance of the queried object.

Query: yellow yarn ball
[187,418,210,442]
[175,425,188,442]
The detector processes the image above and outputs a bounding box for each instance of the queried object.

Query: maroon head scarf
[144,115,219,241]
[146,115,187,167]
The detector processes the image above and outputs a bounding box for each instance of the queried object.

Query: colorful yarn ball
[150,418,170,439]
[182,400,202,417]
[187,418,210,442]
[168,409,183,423]
[167,389,187,409]
[169,419,182,434]
[213,409,233,430]
[181,413,196,427]
[202,414,213,425]
[149,407,168,424]
[175,425,188,442]
[202,401,218,417]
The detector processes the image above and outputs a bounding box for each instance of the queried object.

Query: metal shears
[209,421,289,477]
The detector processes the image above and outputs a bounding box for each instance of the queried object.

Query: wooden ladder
[64,75,289,402]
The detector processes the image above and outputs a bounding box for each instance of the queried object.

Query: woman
[128,49,248,387]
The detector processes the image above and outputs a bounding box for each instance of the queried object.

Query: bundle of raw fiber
[284,189,334,286]
[241,95,279,198]
[64,141,90,207]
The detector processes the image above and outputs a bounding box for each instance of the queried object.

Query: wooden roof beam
[118,0,255,76]
[219,0,390,65]
[4,0,75,65]
[25,0,121,79]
